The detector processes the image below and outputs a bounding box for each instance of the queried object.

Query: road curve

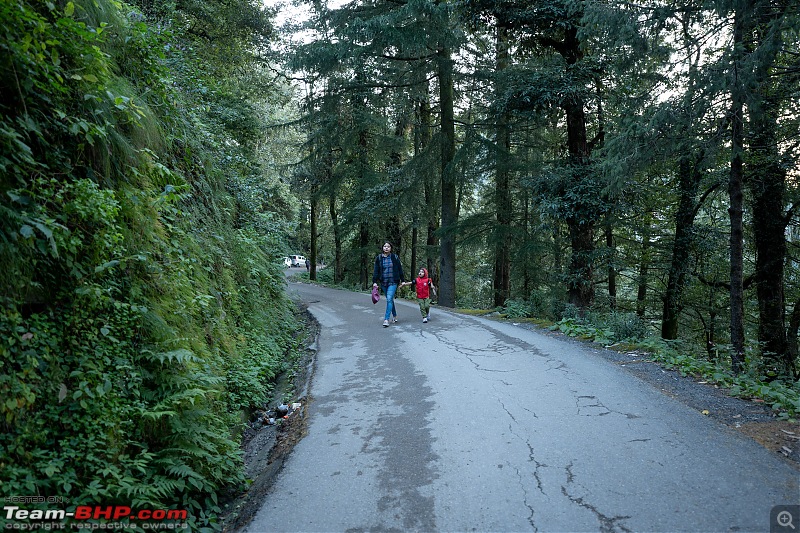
[244,282,799,533]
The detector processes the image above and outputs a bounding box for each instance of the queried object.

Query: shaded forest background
[288,0,800,382]
[1,0,799,529]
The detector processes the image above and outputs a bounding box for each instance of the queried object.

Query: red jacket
[413,268,434,299]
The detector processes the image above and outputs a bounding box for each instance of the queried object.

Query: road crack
[561,461,632,533]
[498,400,547,531]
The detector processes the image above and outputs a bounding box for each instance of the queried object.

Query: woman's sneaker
[383,320,389,327]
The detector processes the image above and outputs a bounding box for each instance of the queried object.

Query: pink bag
[371,286,380,304]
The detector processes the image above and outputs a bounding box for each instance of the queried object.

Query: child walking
[403,268,437,323]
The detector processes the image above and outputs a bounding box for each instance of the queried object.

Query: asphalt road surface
[245,282,799,532]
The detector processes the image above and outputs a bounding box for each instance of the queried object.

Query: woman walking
[372,242,406,327]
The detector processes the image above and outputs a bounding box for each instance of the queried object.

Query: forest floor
[220,306,799,532]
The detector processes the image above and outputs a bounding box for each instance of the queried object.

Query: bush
[314,267,335,284]
[605,312,651,341]
[560,303,582,320]
[503,299,532,318]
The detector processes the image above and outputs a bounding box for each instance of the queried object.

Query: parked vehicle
[283,257,292,267]
[289,255,306,267]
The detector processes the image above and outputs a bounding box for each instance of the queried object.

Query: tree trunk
[749,104,789,375]
[310,190,318,281]
[597,81,611,310]
[438,43,457,308]
[388,114,410,258]
[728,5,747,374]
[563,97,594,310]
[359,223,369,290]
[552,223,563,294]
[637,216,651,318]
[427,214,438,285]
[523,191,530,299]
[416,79,438,284]
[706,301,718,360]
[787,299,800,363]
[411,225,418,281]
[329,192,342,284]
[387,217,401,255]
[661,155,702,339]
[605,217,616,310]
[566,215,594,310]
[493,23,512,308]
[746,0,791,377]
[561,27,595,312]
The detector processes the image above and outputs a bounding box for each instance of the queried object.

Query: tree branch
[379,52,436,62]
[695,272,756,290]
[692,182,722,218]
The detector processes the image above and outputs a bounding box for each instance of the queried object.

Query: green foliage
[1,0,298,528]
[503,298,532,318]
[620,337,800,419]
[313,266,336,285]
[729,379,800,420]
[601,312,651,341]
[549,318,615,345]
[546,308,650,345]
[295,267,337,287]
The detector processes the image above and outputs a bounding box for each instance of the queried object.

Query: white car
[289,255,307,267]
[283,257,292,267]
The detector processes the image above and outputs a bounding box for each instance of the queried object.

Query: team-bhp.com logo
[3,505,188,530]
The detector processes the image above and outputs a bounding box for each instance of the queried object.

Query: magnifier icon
[778,510,796,529]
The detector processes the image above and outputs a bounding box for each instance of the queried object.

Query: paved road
[283,266,310,276]
[245,282,799,532]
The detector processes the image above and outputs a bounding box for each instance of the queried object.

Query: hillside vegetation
[0,0,298,529]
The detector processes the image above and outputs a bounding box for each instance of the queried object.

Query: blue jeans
[383,283,398,321]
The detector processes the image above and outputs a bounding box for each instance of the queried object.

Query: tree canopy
[282,0,800,381]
